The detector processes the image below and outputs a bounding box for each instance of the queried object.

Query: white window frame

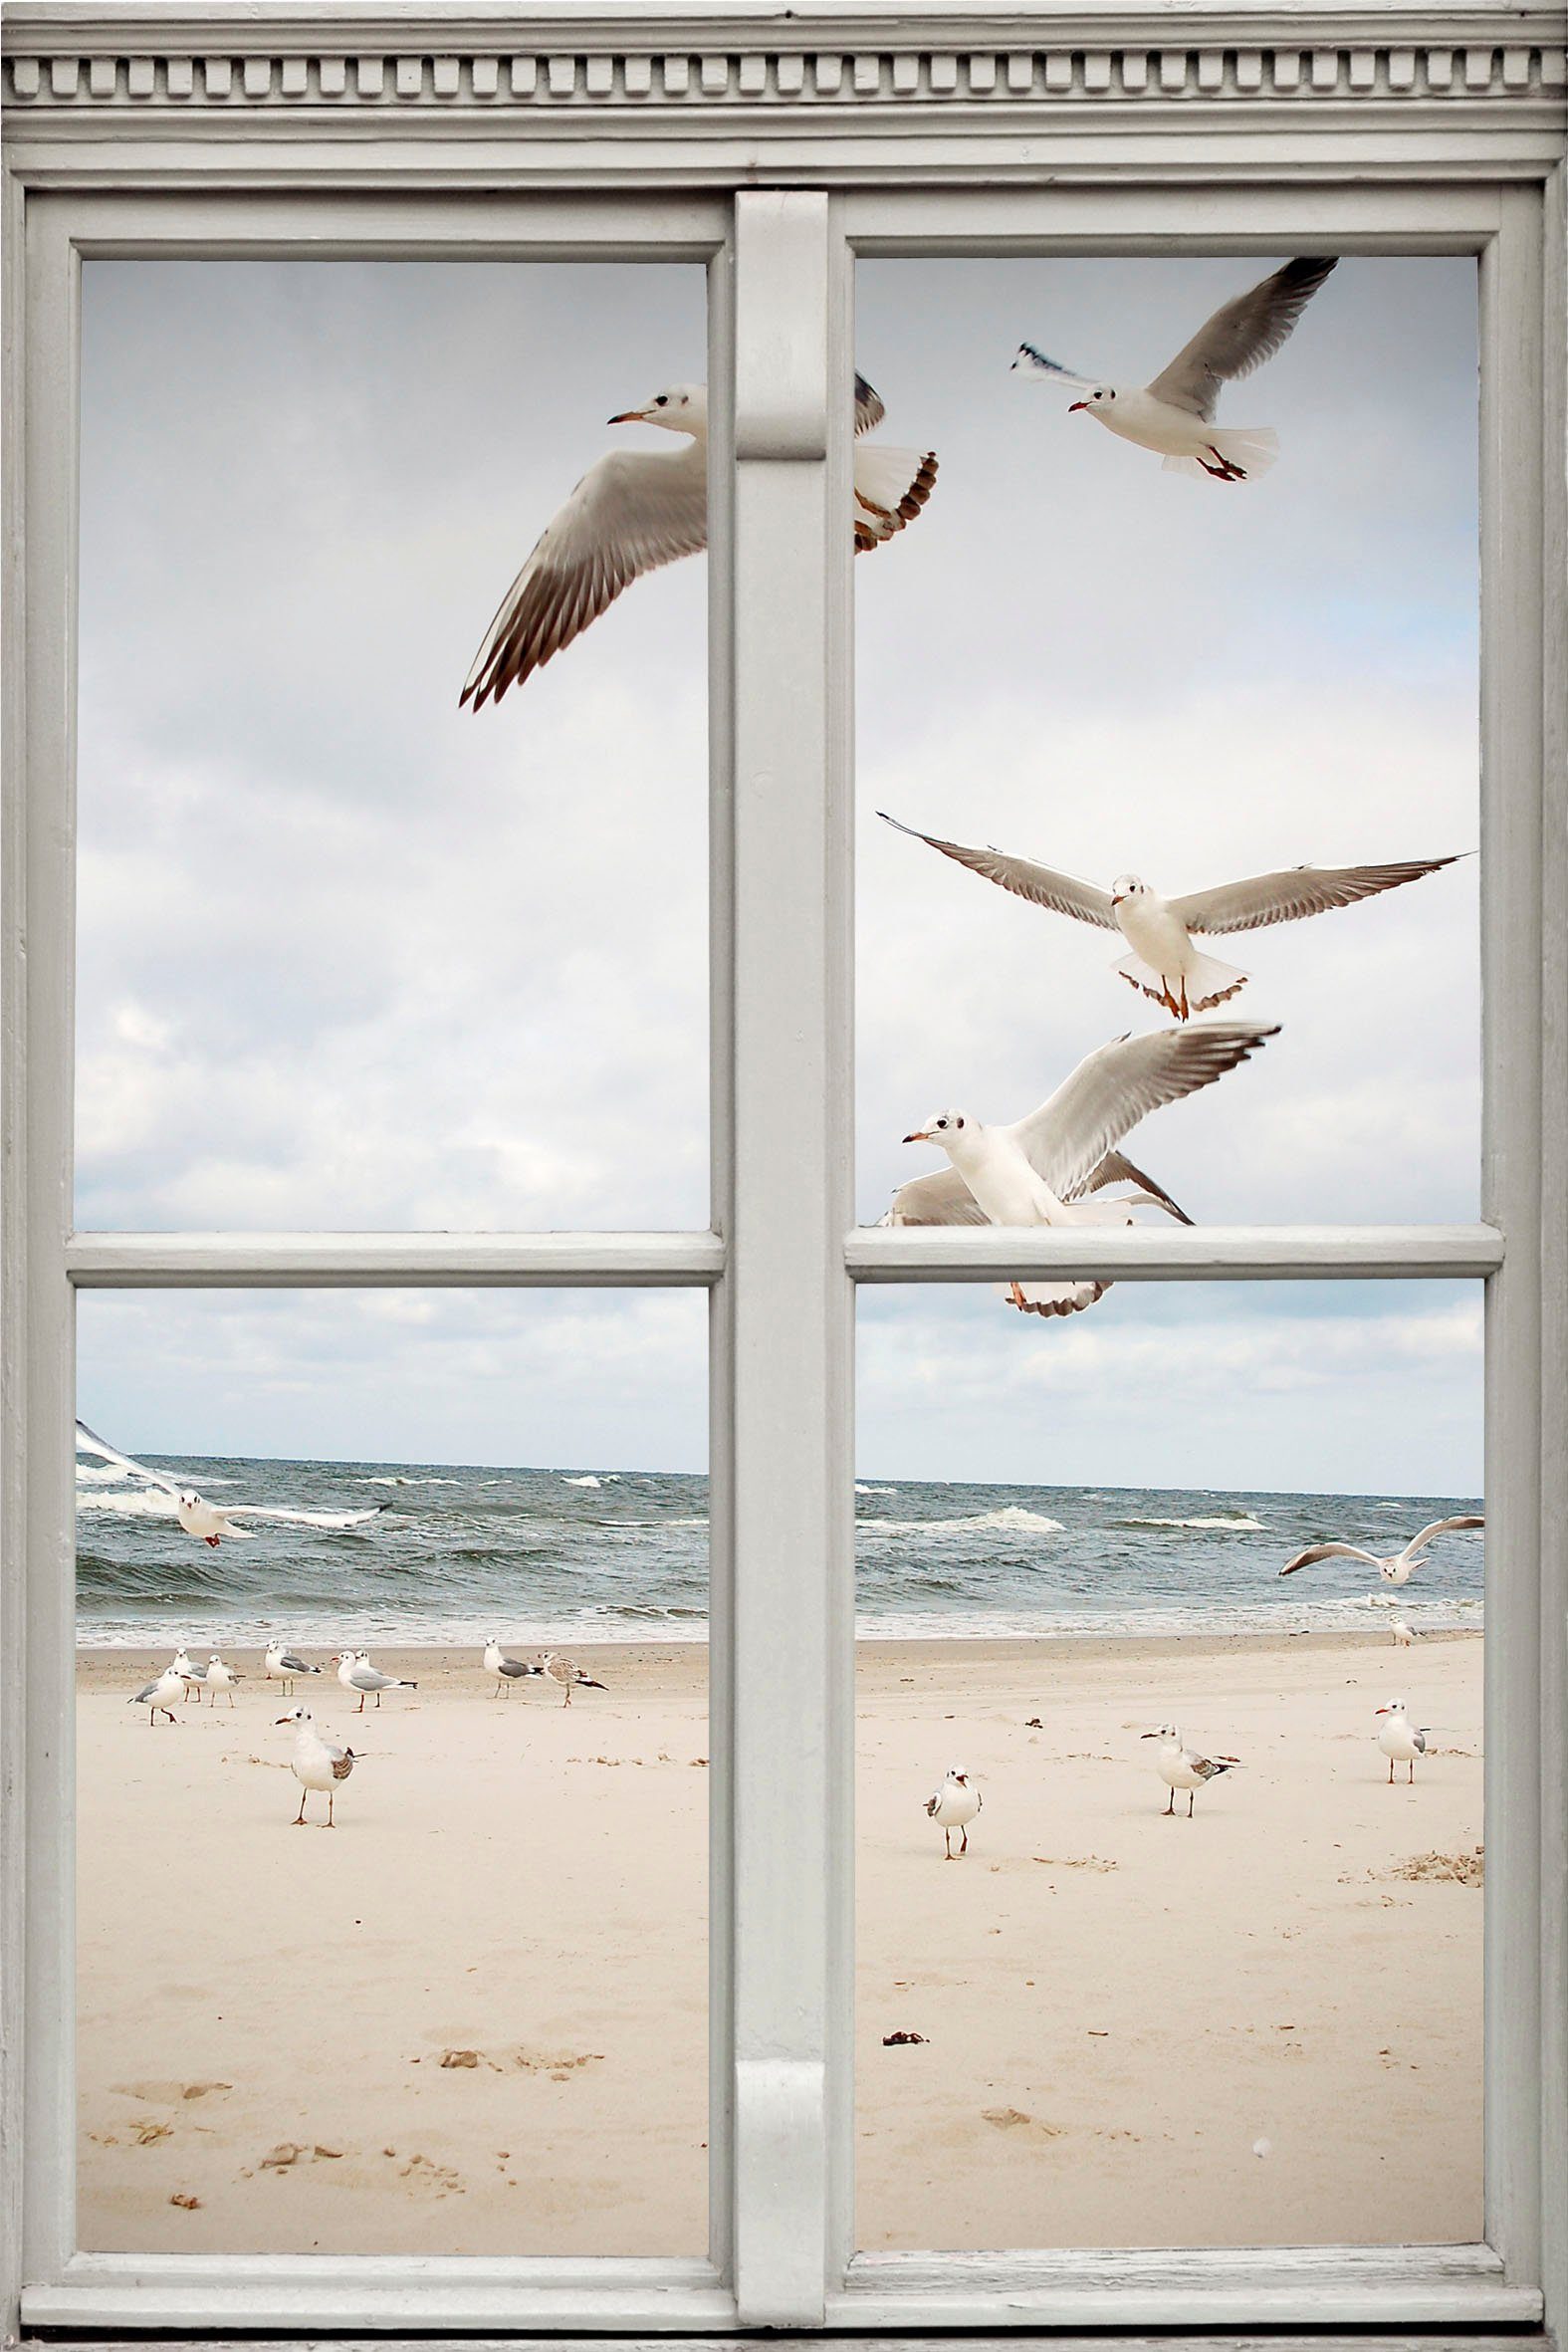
[1,4,1563,2343]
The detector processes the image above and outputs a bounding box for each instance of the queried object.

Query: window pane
[857,257,1478,1229]
[78,260,708,1232]
[855,1282,1482,2250]
[77,1290,709,2255]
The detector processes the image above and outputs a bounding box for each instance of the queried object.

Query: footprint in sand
[395,2151,465,2198]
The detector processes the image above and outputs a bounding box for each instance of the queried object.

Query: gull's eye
[654,394,668,407]
[956,1116,966,1128]
[936,1118,948,1130]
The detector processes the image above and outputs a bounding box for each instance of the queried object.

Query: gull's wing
[1170,855,1460,937]
[880,1166,989,1228]
[1008,1024,1277,1204]
[75,1419,181,1499]
[1011,342,1098,390]
[1146,257,1338,420]
[219,1503,390,1529]
[852,444,940,551]
[276,1652,320,1673]
[854,373,886,434]
[1075,1150,1194,1224]
[879,813,1115,928]
[461,445,708,710]
[1278,1541,1381,1575]
[1404,1515,1485,1557]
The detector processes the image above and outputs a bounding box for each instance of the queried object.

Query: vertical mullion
[704,230,736,2290]
[1479,189,1545,2286]
[725,189,851,2328]
[18,194,80,2286]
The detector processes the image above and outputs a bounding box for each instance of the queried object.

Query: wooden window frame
[1,4,1563,2341]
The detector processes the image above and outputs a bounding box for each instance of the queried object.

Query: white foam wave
[77,1463,131,1485]
[1121,1515,1264,1532]
[856,1485,896,1497]
[561,1475,601,1489]
[356,1475,463,1488]
[860,1506,1065,1536]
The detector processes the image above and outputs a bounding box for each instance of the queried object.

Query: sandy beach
[77,1629,1481,2257]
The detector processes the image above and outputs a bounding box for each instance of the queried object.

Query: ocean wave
[859,1506,1066,1536]
[355,1475,465,1488]
[77,1463,132,1485]
[856,1485,896,1497]
[561,1475,601,1489]
[1119,1515,1264,1532]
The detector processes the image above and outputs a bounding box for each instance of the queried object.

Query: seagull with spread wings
[880,814,1460,1022]
[1011,255,1337,480]
[1278,1516,1483,1584]
[892,1023,1277,1317]
[75,1421,392,1548]
[461,373,936,707]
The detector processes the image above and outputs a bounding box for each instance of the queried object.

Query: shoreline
[76,1623,1480,1682]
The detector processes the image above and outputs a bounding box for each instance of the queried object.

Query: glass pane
[77,1290,709,2254]
[856,257,1478,1229]
[77,260,709,1231]
[855,1281,1482,2249]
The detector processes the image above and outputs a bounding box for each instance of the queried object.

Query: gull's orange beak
[275,1714,293,1725]
[1111,892,1125,906]
[903,1129,931,1144]
[607,409,644,425]
[1374,1706,1391,1716]
[1068,400,1088,413]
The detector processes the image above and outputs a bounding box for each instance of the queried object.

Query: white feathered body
[290,1720,355,1795]
[926,1774,981,1832]
[1376,1710,1428,1766]
[1088,389,1280,480]
[1114,889,1246,1018]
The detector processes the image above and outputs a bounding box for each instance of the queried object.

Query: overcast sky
[76,255,1481,1491]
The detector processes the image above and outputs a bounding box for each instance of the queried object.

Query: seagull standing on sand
[1012,255,1337,480]
[925,1767,981,1860]
[1390,1618,1416,1648]
[170,1647,208,1703]
[1375,1701,1430,1783]
[1278,1516,1483,1584]
[541,1653,606,1708]
[129,1666,186,1725]
[336,1651,417,1713]
[483,1639,546,1697]
[893,1023,1277,1317]
[460,375,937,707]
[205,1654,244,1705]
[264,1640,323,1698]
[1142,1725,1242,1816]
[880,815,1460,1022]
[75,1422,391,1548]
[276,1708,356,1827]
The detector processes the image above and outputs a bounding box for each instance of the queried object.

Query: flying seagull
[925,1767,981,1860]
[880,814,1460,1022]
[76,1421,391,1547]
[461,374,937,707]
[1278,1515,1483,1584]
[1142,1725,1242,1816]
[276,1707,356,1827]
[894,1023,1276,1316]
[1374,1701,1430,1784]
[1012,255,1337,480]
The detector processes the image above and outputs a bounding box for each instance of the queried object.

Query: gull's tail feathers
[853,444,939,550]
[1114,950,1247,1021]
[1163,425,1280,483]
